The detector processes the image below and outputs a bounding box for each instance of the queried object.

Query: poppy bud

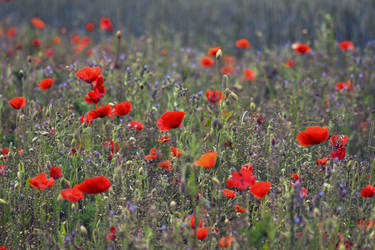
[27,56,32,64]
[116,30,122,39]
[211,177,220,185]
[71,204,75,209]
[224,218,229,224]
[216,49,222,60]
[18,70,24,78]
[138,167,144,174]
[170,200,177,209]
[80,225,88,234]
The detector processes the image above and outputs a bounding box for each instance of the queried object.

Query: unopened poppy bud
[116,30,122,39]
[224,218,229,224]
[27,56,32,63]
[216,49,222,60]
[229,91,238,100]
[138,167,144,174]
[0,198,7,204]
[80,225,88,234]
[211,177,220,185]
[57,194,63,202]
[313,208,320,217]
[71,203,75,209]
[170,200,177,209]
[18,70,24,78]
[250,102,256,109]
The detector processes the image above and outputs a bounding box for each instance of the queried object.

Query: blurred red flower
[61,185,84,202]
[158,135,170,144]
[159,160,173,172]
[190,215,204,229]
[157,111,185,131]
[226,164,256,190]
[219,236,231,248]
[234,203,246,213]
[100,17,113,32]
[8,97,25,109]
[87,104,114,122]
[297,126,329,146]
[235,38,250,49]
[361,184,375,197]
[329,135,348,147]
[329,146,346,160]
[205,89,223,104]
[194,151,217,169]
[336,81,352,92]
[223,189,236,198]
[38,78,54,90]
[250,181,272,200]
[196,227,209,240]
[201,57,214,67]
[31,17,45,29]
[86,22,95,31]
[293,43,311,53]
[84,88,101,104]
[77,176,111,194]
[32,39,41,47]
[316,157,328,166]
[208,47,221,57]
[76,66,102,83]
[29,173,55,191]
[242,69,256,81]
[339,41,355,51]
[128,121,144,130]
[49,167,62,179]
[112,101,132,116]
[145,148,158,161]
[7,27,17,38]
[170,147,182,158]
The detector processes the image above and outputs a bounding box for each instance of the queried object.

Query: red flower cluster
[145,148,158,161]
[29,173,55,191]
[226,164,256,190]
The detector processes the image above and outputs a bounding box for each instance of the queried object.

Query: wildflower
[339,41,355,51]
[0,165,6,176]
[329,146,346,160]
[92,75,106,95]
[104,141,120,155]
[49,167,62,179]
[336,81,352,92]
[329,135,348,147]
[219,236,231,248]
[196,227,209,240]
[316,157,328,166]
[297,126,329,146]
[242,69,256,81]
[2,147,9,155]
[29,173,55,191]
[221,65,236,75]
[205,89,223,104]
[234,203,246,213]
[223,189,236,198]
[170,147,182,158]
[8,97,25,109]
[32,39,41,47]
[84,88,102,104]
[158,135,170,144]
[201,56,214,67]
[45,49,54,58]
[293,43,311,53]
[61,185,84,202]
[87,104,114,122]
[289,173,299,182]
[106,227,116,242]
[86,22,95,31]
[128,121,144,130]
[226,164,256,190]
[31,17,45,29]
[77,176,111,194]
[76,66,102,83]
[144,148,158,161]
[194,151,217,169]
[250,181,272,200]
[112,101,132,116]
[157,111,186,131]
[99,17,113,32]
[38,78,54,90]
[235,38,250,49]
[208,47,221,57]
[159,160,173,172]
[190,215,204,229]
[7,27,17,38]
[286,59,294,68]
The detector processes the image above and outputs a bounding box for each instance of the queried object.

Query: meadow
[1,6,375,250]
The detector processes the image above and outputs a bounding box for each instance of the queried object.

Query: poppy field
[1,4,375,250]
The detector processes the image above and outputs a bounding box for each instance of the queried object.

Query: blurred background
[0,0,374,48]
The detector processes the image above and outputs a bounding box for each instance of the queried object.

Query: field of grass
[1,9,375,250]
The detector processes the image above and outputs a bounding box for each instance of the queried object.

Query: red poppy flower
[194,151,217,169]
[190,215,204,229]
[86,22,95,31]
[61,185,85,202]
[144,148,158,161]
[316,157,328,166]
[128,121,144,130]
[38,78,54,90]
[106,227,116,242]
[85,88,102,104]
[157,111,185,131]
[49,166,62,179]
[29,173,55,191]
[100,17,113,32]
[112,101,132,116]
[32,39,41,47]
[92,75,106,95]
[170,147,182,158]
[31,17,45,29]
[293,43,311,53]
[45,49,54,58]
[8,97,25,109]
[250,181,272,200]
[226,164,256,190]
[235,38,250,49]
[223,189,236,198]
[205,89,223,104]
[336,81,352,92]
[201,57,214,68]
[329,146,346,160]
[224,56,236,65]
[0,246,6,250]
[208,47,221,57]
[297,126,329,146]
[77,176,111,194]
[87,104,114,122]
[219,236,231,248]
[158,135,170,144]
[159,160,173,172]
[234,203,246,213]
[104,141,120,155]
[221,65,236,75]
[289,173,299,182]
[7,27,17,38]
[301,187,308,198]
[196,227,209,240]
[361,184,375,197]
[339,41,355,51]
[76,66,102,83]
[2,147,9,155]
[242,69,256,81]
[0,165,6,176]
[329,135,348,147]
[286,59,294,68]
